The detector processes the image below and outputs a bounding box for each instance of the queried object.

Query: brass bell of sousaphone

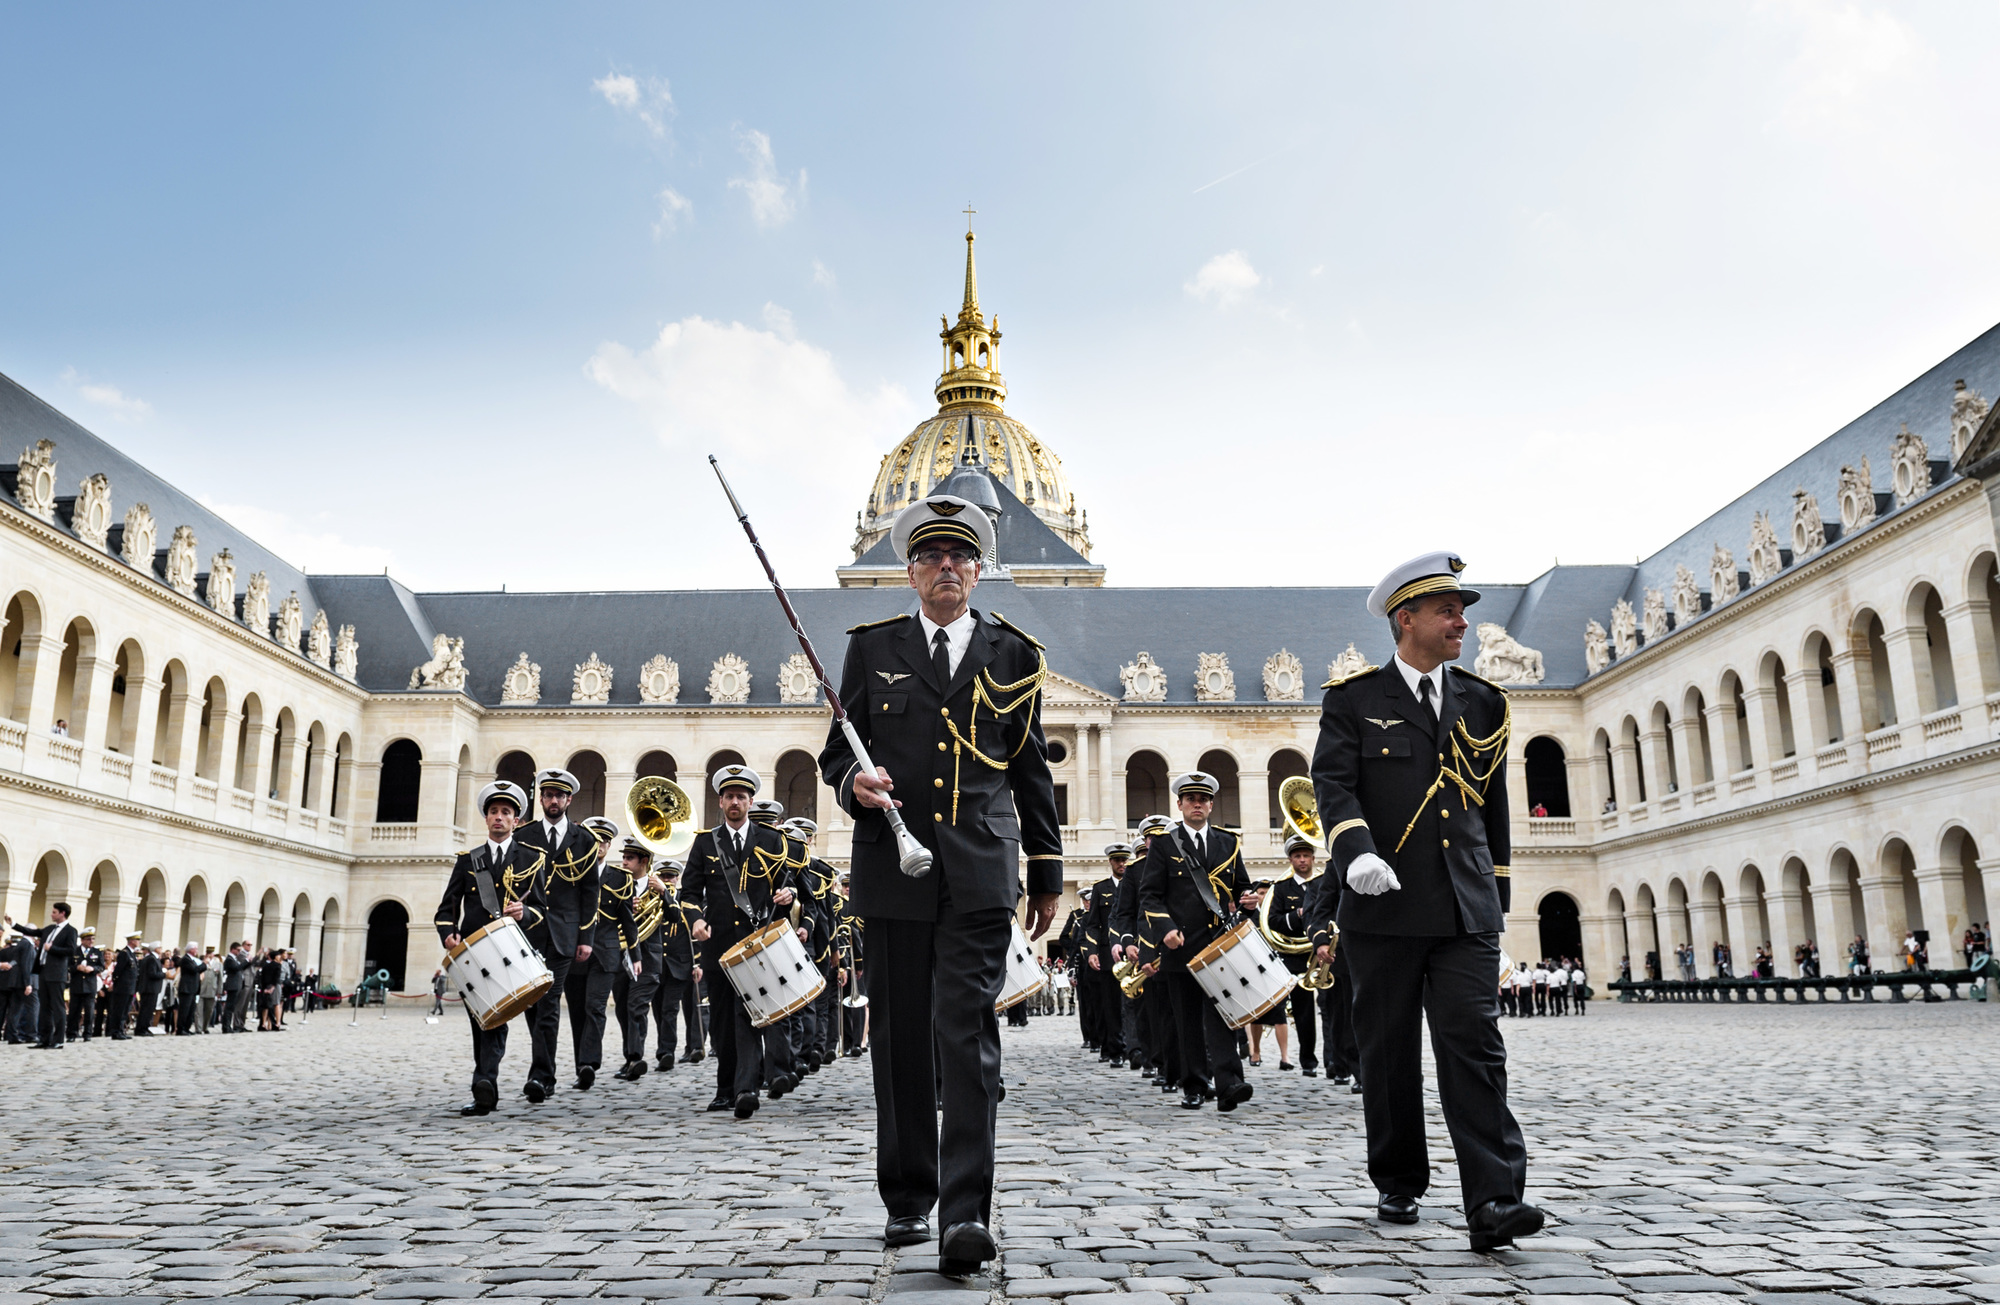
[626,776,698,861]
[1278,775,1323,849]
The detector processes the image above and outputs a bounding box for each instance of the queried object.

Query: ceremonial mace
[709,455,934,878]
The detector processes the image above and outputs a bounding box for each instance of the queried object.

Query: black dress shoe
[1180,1088,1204,1109]
[1377,1194,1420,1224]
[1331,1073,1351,1084]
[768,1072,798,1099]
[939,1220,996,1266]
[683,1048,705,1063]
[706,1095,733,1112]
[1217,1081,1254,1112]
[1279,1061,1295,1071]
[615,1060,647,1081]
[821,1049,837,1066]
[883,1215,932,1248]
[733,1092,760,1119]
[656,1055,674,1071]
[1350,1080,1365,1094]
[458,1099,493,1116]
[1466,1198,1544,1252]
[523,1080,548,1104]
[800,1059,819,1075]
[1302,1067,1318,1077]
[573,1065,596,1091]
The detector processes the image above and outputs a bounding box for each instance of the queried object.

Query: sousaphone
[625,776,698,861]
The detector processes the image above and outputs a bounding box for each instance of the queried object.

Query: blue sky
[6,3,2000,594]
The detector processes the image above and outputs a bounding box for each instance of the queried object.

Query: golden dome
[851,229,1092,561]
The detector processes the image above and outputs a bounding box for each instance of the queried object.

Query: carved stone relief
[572,653,612,705]
[307,610,331,668]
[74,474,112,550]
[500,653,541,704]
[638,655,680,705]
[1891,424,1931,507]
[708,653,751,705]
[121,503,156,571]
[1195,652,1235,702]
[244,572,271,635]
[1747,512,1781,587]
[1710,544,1739,604]
[1952,379,1989,463]
[335,625,359,681]
[1262,649,1304,702]
[1610,599,1638,659]
[205,549,236,614]
[1837,458,1876,531]
[1472,623,1544,685]
[275,593,302,652]
[1642,589,1669,642]
[1671,565,1702,628]
[1327,643,1371,683]
[1119,651,1168,702]
[1790,487,1826,559]
[165,526,199,597]
[1584,620,1611,676]
[14,440,56,522]
[408,633,467,691]
[778,652,819,704]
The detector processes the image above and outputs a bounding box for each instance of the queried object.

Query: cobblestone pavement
[4,1000,1998,1305]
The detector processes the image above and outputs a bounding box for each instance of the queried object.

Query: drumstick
[709,456,934,879]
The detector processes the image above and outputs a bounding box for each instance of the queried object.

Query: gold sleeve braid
[942,650,1048,825]
[1390,695,1513,855]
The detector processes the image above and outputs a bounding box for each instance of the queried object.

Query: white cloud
[760,302,796,339]
[728,128,805,228]
[584,315,918,561]
[593,69,673,137]
[1770,1,1924,130]
[1184,250,1261,306]
[812,259,836,289]
[654,187,693,236]
[60,367,153,420]
[194,497,397,575]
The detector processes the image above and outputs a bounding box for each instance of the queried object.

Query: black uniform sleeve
[1310,683,1380,880]
[1136,837,1173,964]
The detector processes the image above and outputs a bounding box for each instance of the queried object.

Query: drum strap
[473,862,503,918]
[713,827,764,925]
[1172,826,1228,922]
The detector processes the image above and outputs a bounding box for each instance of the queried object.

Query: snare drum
[446,917,554,1031]
[1186,918,1295,1029]
[719,920,827,1028]
[995,919,1047,1013]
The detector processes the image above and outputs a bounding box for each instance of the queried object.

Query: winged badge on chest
[1365,717,1405,730]
[877,671,911,684]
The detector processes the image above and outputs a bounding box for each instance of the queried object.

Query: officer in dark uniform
[1126,815,1180,1092]
[512,767,604,1103]
[610,838,664,1081]
[1265,835,1320,1076]
[434,780,547,1116]
[1136,773,1262,1111]
[1309,550,1541,1252]
[68,927,104,1041]
[1106,839,1147,1077]
[565,815,634,1091]
[1080,846,1129,1065]
[1306,848,1363,1093]
[647,860,703,1072]
[109,932,143,1039]
[818,492,1063,1277]
[681,766,806,1119]
[1057,903,1092,1048]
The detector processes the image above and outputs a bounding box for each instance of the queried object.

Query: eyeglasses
[913,547,980,568]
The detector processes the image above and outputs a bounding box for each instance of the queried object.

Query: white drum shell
[1188,921,1295,1030]
[996,920,1047,1012]
[721,922,827,1028]
[447,918,554,1031]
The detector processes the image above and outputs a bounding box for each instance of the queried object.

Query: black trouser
[1165,969,1242,1097]
[1342,930,1526,1210]
[711,963,794,1100]
[226,986,250,1032]
[1317,947,1360,1079]
[813,963,839,1058]
[1077,961,1100,1047]
[1551,984,1566,1015]
[109,987,135,1037]
[1084,966,1122,1058]
[1142,979,1178,1082]
[652,974,692,1062]
[682,975,705,1052]
[0,989,24,1042]
[135,985,159,1034]
[175,987,198,1035]
[1284,975,1319,1070]
[35,975,67,1047]
[865,902,1008,1230]
[527,953,573,1089]
[1005,998,1029,1027]
[464,1002,508,1092]
[67,987,96,1040]
[1573,987,1586,1016]
[1533,984,1547,1015]
[614,959,661,1063]
[564,961,615,1074]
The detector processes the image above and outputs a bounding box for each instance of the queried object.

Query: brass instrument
[626,776,698,861]
[839,936,868,1008]
[1113,957,1147,999]
[1279,774,1322,846]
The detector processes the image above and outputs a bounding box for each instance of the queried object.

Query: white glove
[1346,853,1401,896]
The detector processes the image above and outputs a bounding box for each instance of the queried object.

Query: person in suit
[0,922,37,1044]
[646,861,698,1072]
[1080,847,1129,1066]
[610,840,667,1081]
[107,932,142,1040]
[199,947,223,1032]
[681,766,807,1119]
[434,780,546,1116]
[223,943,251,1033]
[511,767,603,1104]
[173,942,205,1036]
[1136,773,1262,1111]
[563,815,633,1091]
[1265,836,1321,1076]
[12,904,82,1049]
[134,943,166,1035]
[1309,550,1541,1253]
[816,494,1063,1277]
[67,927,104,1041]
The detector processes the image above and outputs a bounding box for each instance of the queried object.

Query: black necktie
[732,829,743,860]
[1418,675,1439,728]
[932,628,951,688]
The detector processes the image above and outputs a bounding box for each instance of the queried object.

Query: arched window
[1763,656,1795,758]
[1266,749,1308,830]
[180,874,208,950]
[0,591,43,724]
[1946,827,1988,938]
[567,750,608,819]
[84,859,119,932]
[233,693,262,791]
[1537,891,1581,962]
[1124,750,1168,829]
[319,898,342,974]
[365,900,410,990]
[637,750,677,780]
[375,739,423,823]
[703,749,747,828]
[1524,737,1570,817]
[222,881,248,946]
[154,659,187,768]
[495,749,536,796]
[1855,610,1898,729]
[1726,674,1753,771]
[195,678,227,780]
[1917,584,1958,712]
[1807,633,1843,744]
[257,887,283,950]
[1620,716,1647,802]
[1592,728,1615,811]
[776,749,820,823]
[53,617,93,740]
[290,893,312,951]
[1196,749,1241,828]
[332,733,352,820]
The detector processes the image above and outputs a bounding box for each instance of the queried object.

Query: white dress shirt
[918,608,977,678]
[1392,652,1447,711]
[540,816,568,847]
[486,836,512,866]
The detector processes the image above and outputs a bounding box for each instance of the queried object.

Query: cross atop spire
[962,202,976,233]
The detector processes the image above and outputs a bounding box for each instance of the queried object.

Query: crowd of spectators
[1501,957,1587,1016]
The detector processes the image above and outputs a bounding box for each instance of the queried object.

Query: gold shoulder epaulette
[987,611,1045,650]
[847,613,912,634]
[1450,665,1508,694]
[1322,663,1382,689]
